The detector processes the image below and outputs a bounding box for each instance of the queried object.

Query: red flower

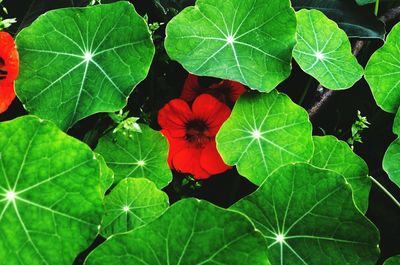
[180,74,246,103]
[0,32,19,113]
[158,94,232,179]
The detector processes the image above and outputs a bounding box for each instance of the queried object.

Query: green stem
[375,0,380,16]
[369,175,400,208]
[298,77,313,106]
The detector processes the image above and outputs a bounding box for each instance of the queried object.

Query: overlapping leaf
[15,2,155,130]
[100,178,169,238]
[355,0,375,5]
[311,136,371,213]
[96,153,114,197]
[165,0,297,92]
[95,124,172,189]
[291,0,385,39]
[293,9,363,90]
[383,108,400,188]
[86,199,270,265]
[365,22,400,113]
[384,255,400,265]
[216,91,314,185]
[0,116,103,265]
[231,163,380,265]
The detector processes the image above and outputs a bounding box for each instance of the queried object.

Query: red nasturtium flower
[180,74,247,103]
[0,31,19,113]
[158,94,232,179]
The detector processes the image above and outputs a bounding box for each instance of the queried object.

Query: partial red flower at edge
[158,94,232,180]
[0,31,19,113]
[180,74,247,104]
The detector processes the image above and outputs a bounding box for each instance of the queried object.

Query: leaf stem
[298,76,313,106]
[369,175,400,208]
[375,0,380,16]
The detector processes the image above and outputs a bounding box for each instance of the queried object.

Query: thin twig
[307,5,400,120]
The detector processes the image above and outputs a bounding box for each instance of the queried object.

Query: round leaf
[310,136,371,213]
[383,139,400,188]
[393,107,400,135]
[15,2,155,130]
[101,178,169,238]
[293,9,363,90]
[384,255,400,265]
[231,163,380,265]
[96,153,114,197]
[0,116,103,264]
[216,91,314,185]
[383,108,400,188]
[292,0,385,40]
[164,0,297,92]
[86,198,270,265]
[365,22,400,113]
[95,124,172,189]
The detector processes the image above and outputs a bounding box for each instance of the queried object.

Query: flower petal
[161,129,188,168]
[0,32,19,82]
[224,80,247,102]
[173,146,210,179]
[0,81,16,114]
[158,99,192,137]
[180,74,201,102]
[200,141,232,176]
[192,94,231,135]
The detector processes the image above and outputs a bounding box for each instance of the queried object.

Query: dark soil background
[2,0,399,264]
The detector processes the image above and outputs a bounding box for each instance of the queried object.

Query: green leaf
[216,91,314,185]
[293,9,363,90]
[365,23,400,113]
[383,139,400,188]
[394,107,400,135]
[383,108,400,188]
[95,124,172,189]
[355,0,375,5]
[384,255,400,265]
[231,163,380,265]
[164,0,297,92]
[15,2,155,130]
[310,136,371,213]
[0,116,103,264]
[86,198,270,265]
[100,178,169,238]
[96,153,114,197]
[291,0,385,40]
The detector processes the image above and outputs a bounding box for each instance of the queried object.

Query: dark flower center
[0,57,7,80]
[185,119,212,148]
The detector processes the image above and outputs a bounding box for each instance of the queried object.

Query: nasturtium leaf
[293,9,363,90]
[100,178,169,238]
[216,91,314,185]
[15,2,155,130]
[291,0,385,40]
[355,0,375,5]
[95,124,172,189]
[310,136,371,213]
[96,153,114,197]
[384,140,400,188]
[0,116,103,265]
[384,255,400,265]
[355,0,392,6]
[365,23,400,113]
[231,163,380,265]
[164,0,297,92]
[86,198,270,265]
[393,108,400,135]
[383,109,400,188]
